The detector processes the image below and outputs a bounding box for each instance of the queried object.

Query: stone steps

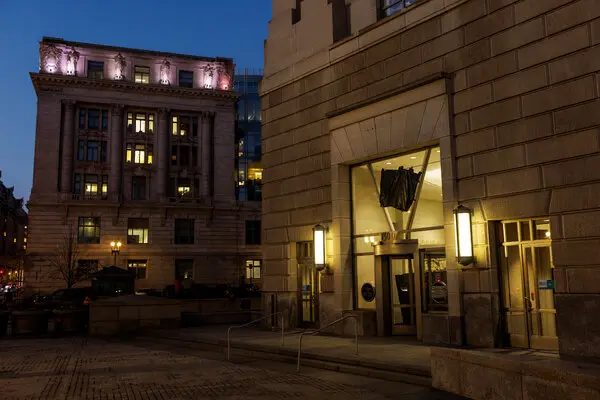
[147,332,432,387]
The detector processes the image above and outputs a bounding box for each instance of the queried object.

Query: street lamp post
[110,241,122,265]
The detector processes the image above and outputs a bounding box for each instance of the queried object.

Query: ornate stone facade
[27,37,259,295]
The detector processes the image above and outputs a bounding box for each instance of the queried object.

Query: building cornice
[30,73,240,102]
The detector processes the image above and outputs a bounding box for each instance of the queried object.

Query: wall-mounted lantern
[313,224,327,271]
[454,205,474,266]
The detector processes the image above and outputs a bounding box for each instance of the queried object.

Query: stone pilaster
[60,100,76,193]
[200,112,213,197]
[109,104,124,201]
[196,115,203,196]
[157,108,170,200]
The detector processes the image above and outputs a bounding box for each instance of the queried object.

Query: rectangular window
[171,146,178,165]
[178,70,194,88]
[77,217,100,244]
[126,144,152,164]
[79,109,86,129]
[86,141,99,161]
[135,113,146,133]
[77,260,99,276]
[78,108,108,132]
[87,61,104,80]
[131,176,146,200]
[180,117,190,136]
[174,219,195,244]
[84,174,98,198]
[77,141,85,161]
[179,146,190,167]
[127,260,147,279]
[74,173,82,195]
[148,114,154,133]
[175,259,194,280]
[177,178,191,197]
[134,66,150,84]
[101,110,108,130]
[192,118,198,137]
[245,220,261,245]
[127,113,134,133]
[422,252,448,312]
[171,116,178,135]
[380,0,418,18]
[245,260,261,279]
[100,142,107,163]
[135,145,145,164]
[87,109,100,130]
[127,218,149,244]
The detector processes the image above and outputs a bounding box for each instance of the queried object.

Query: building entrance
[389,257,417,335]
[499,219,558,351]
[297,242,319,328]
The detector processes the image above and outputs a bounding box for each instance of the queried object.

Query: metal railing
[227,312,285,361]
[296,314,358,372]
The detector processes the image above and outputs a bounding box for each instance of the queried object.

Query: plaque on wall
[361,282,376,302]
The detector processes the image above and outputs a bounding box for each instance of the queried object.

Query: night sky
[0,0,272,203]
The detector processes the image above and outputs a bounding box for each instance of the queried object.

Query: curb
[146,333,432,387]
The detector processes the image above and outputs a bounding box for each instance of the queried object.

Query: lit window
[127,260,147,279]
[127,113,133,132]
[126,144,152,164]
[77,217,100,244]
[148,114,154,133]
[245,260,261,279]
[172,116,178,135]
[135,145,145,164]
[135,113,146,133]
[127,218,149,244]
[177,186,191,197]
[134,66,150,84]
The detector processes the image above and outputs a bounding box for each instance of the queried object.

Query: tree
[46,226,92,289]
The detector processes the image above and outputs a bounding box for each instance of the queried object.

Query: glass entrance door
[500,220,558,351]
[299,262,319,327]
[390,257,417,335]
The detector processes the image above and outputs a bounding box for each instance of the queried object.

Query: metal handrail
[297,314,358,372]
[227,312,285,361]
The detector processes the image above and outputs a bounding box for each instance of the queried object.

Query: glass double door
[389,257,418,335]
[500,221,558,350]
[298,262,319,328]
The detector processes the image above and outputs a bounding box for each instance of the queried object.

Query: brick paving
[0,337,462,400]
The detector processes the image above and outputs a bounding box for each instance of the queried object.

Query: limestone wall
[262,0,600,359]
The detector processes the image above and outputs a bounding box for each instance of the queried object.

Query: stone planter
[11,310,49,336]
[52,309,87,335]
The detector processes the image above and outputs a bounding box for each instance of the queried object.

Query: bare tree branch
[45,224,93,289]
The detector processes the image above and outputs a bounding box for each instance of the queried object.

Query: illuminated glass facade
[235,69,263,202]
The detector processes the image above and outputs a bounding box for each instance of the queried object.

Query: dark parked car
[39,287,97,309]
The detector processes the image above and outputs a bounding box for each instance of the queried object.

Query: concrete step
[146,332,432,387]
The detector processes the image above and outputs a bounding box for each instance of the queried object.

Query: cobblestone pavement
[0,337,463,400]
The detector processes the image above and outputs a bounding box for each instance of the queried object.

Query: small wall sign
[538,280,555,290]
[361,282,376,302]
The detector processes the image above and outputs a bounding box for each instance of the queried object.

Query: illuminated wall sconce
[313,224,327,271]
[454,205,474,266]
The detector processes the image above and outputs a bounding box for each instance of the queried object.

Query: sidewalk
[149,325,432,378]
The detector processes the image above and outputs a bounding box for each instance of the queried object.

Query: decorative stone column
[157,108,170,201]
[197,115,203,195]
[109,104,124,202]
[200,112,213,197]
[60,100,76,194]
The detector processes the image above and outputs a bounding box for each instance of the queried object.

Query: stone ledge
[431,347,600,399]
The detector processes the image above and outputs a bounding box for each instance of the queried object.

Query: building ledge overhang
[29,72,240,102]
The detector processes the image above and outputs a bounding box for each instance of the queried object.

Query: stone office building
[261,0,600,362]
[26,37,261,294]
